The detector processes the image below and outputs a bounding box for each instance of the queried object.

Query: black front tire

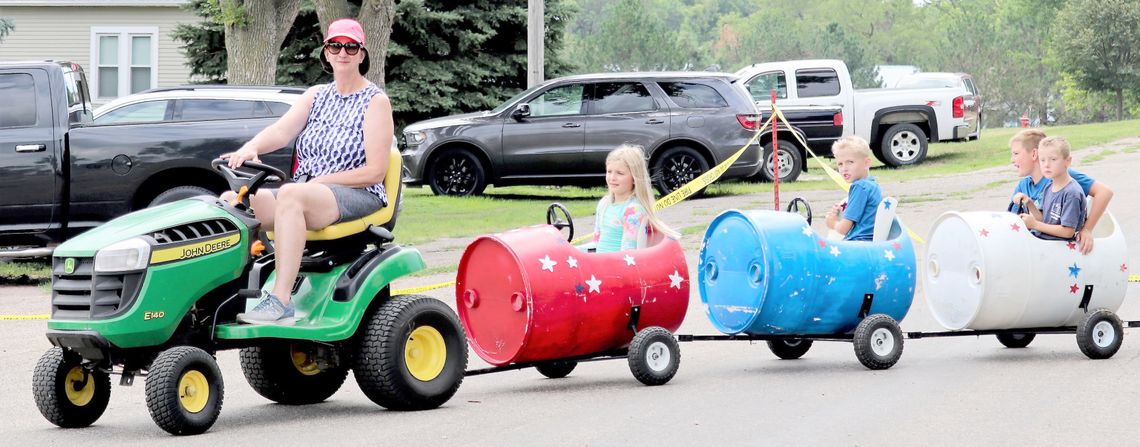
[354,294,468,410]
[148,186,215,207]
[996,333,1036,349]
[756,139,803,183]
[652,146,709,197]
[535,360,578,379]
[1077,308,1123,360]
[239,342,350,405]
[853,314,903,370]
[428,149,488,196]
[627,326,680,386]
[32,347,111,428]
[878,123,928,167]
[145,346,224,436]
[767,339,813,360]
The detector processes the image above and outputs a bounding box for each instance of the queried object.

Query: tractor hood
[54,198,246,257]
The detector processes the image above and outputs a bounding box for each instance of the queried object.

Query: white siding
[0,6,202,105]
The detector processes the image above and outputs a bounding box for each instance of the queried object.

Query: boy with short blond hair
[1007,129,1112,252]
[1014,137,1087,241]
[826,135,881,241]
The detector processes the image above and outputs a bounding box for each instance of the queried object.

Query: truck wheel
[428,149,487,196]
[535,360,578,379]
[239,342,350,405]
[32,347,111,428]
[767,339,813,360]
[354,295,468,410]
[145,346,224,436]
[757,140,803,183]
[628,326,680,386]
[148,186,215,207]
[652,146,709,197]
[1077,308,1123,360]
[879,123,928,167]
[853,314,903,370]
[996,333,1035,348]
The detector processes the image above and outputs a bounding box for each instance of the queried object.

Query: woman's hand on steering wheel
[211,157,288,209]
[221,145,260,169]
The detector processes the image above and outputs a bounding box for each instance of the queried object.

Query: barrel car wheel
[145,346,224,436]
[535,360,578,379]
[767,339,813,360]
[853,314,903,370]
[32,347,112,428]
[354,294,468,410]
[1076,308,1123,360]
[628,326,681,386]
[996,333,1036,349]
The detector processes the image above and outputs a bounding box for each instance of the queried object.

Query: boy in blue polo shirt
[825,136,881,241]
[1014,137,1086,241]
[1007,129,1113,252]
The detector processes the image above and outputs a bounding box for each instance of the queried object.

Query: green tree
[174,0,577,132]
[1052,0,1140,121]
[218,0,305,84]
[570,0,694,71]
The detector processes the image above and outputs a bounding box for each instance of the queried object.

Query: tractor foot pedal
[120,371,135,386]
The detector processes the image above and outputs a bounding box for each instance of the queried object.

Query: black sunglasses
[325,42,362,55]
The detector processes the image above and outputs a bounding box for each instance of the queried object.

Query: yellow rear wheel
[405,326,447,382]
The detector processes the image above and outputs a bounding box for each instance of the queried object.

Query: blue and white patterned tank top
[295,81,387,205]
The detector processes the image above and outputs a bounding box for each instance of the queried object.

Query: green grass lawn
[0,260,51,285]
[398,120,1139,243]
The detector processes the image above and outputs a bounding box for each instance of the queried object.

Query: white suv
[93,86,305,125]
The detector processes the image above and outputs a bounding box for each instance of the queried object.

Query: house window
[91,27,158,99]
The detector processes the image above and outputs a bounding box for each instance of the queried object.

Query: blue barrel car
[698,198,917,369]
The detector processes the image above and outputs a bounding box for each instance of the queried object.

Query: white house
[0,0,200,105]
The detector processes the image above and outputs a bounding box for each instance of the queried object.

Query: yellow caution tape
[770,105,926,245]
[392,280,456,295]
[1130,275,1140,283]
[0,314,48,321]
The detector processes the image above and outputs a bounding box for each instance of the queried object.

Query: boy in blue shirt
[1007,129,1113,252]
[825,136,881,241]
[1013,137,1086,241]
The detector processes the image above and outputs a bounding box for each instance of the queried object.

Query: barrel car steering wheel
[546,202,575,242]
[210,158,288,210]
[786,197,813,225]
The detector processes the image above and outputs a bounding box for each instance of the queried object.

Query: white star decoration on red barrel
[539,255,557,272]
[586,275,602,293]
[566,256,578,268]
[624,255,636,266]
[669,270,683,289]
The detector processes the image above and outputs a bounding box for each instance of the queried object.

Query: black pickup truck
[0,61,293,253]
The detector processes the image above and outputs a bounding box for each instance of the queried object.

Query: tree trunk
[1116,87,1124,121]
[222,0,303,85]
[313,0,396,89]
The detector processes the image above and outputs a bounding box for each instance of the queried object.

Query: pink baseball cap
[324,18,366,45]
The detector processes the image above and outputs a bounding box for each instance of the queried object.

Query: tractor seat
[267,147,403,242]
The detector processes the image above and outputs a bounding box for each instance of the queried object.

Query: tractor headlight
[94,237,151,272]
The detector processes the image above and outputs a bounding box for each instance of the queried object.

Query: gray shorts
[270,184,385,223]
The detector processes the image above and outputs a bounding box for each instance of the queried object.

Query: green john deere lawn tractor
[32,150,467,435]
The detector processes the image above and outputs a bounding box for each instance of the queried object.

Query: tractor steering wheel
[210,158,288,210]
[786,197,813,225]
[546,202,575,242]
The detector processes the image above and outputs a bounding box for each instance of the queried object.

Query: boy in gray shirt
[1012,136,1087,241]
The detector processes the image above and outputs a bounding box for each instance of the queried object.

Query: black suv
[402,72,763,195]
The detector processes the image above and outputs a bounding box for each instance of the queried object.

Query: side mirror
[512,103,531,120]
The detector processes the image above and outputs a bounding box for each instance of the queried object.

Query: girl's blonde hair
[606,144,679,239]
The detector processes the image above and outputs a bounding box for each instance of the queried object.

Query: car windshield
[895,78,957,89]
[489,83,547,115]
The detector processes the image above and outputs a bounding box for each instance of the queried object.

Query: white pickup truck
[734,59,978,177]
